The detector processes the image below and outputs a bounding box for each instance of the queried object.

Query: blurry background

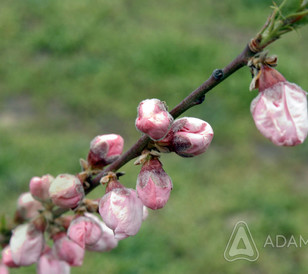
[1,0,308,273]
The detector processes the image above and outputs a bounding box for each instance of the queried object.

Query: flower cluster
[1,2,308,271]
[96,99,214,240]
[0,99,215,273]
[136,98,214,156]
[1,171,119,272]
[2,58,307,272]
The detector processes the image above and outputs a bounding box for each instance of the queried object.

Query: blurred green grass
[1,0,308,273]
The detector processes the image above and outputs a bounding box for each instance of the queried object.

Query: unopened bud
[99,188,144,240]
[136,158,172,210]
[87,134,124,168]
[52,232,84,267]
[37,248,70,274]
[49,174,85,209]
[17,192,43,221]
[250,65,308,146]
[86,221,118,252]
[67,213,103,249]
[135,99,174,140]
[10,224,44,266]
[162,117,214,157]
[29,174,54,202]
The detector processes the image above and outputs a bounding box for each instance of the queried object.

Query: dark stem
[52,43,256,218]
[95,44,254,181]
[170,44,253,118]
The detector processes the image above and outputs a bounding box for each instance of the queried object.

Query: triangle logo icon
[224,221,259,262]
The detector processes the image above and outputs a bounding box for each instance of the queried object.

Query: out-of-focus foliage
[1,0,308,273]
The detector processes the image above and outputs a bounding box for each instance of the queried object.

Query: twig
[52,44,256,218]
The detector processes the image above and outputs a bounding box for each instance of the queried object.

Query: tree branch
[52,0,308,219]
[52,44,256,219]
[94,44,255,182]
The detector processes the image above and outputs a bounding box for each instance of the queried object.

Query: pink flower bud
[52,232,84,267]
[251,65,308,146]
[135,99,174,140]
[1,246,18,268]
[17,192,43,220]
[37,249,70,274]
[0,262,9,274]
[49,174,85,209]
[99,187,144,240]
[67,213,103,249]
[29,174,54,202]
[87,134,124,168]
[161,117,214,157]
[9,224,44,266]
[136,158,172,210]
[86,220,118,252]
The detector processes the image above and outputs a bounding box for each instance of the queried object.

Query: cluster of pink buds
[128,99,214,213]
[136,99,214,157]
[7,69,307,272]
[0,132,128,273]
[249,53,308,146]
[1,166,122,272]
[133,99,214,212]
[3,9,308,270]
